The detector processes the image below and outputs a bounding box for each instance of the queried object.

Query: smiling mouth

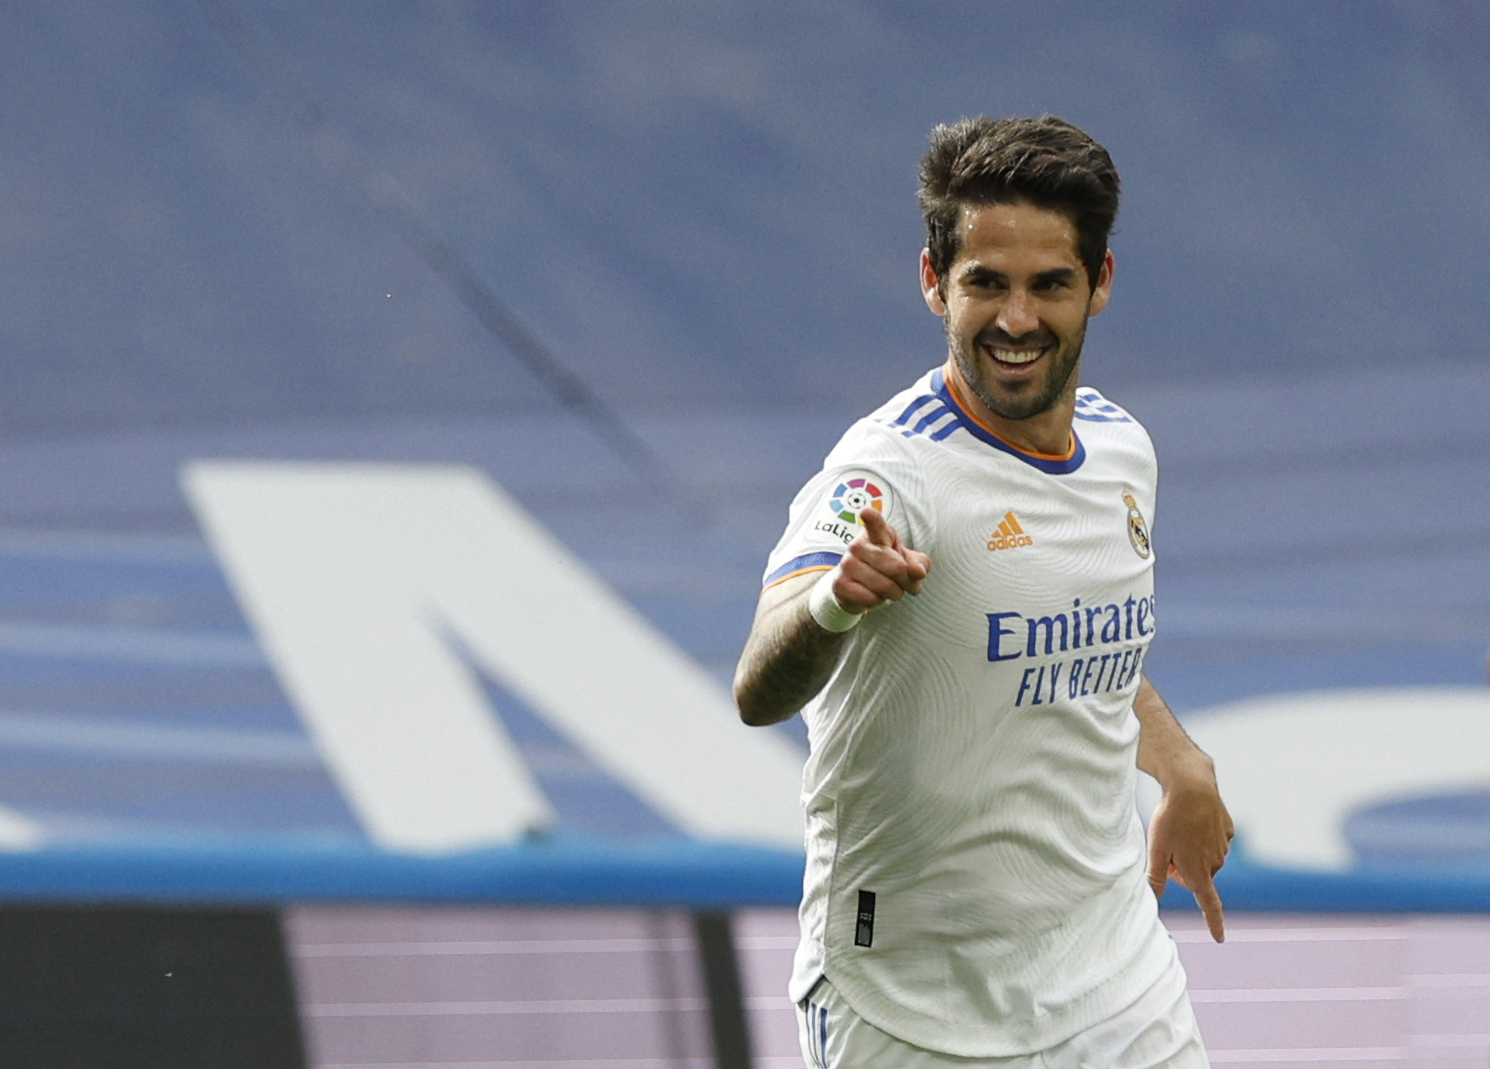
[981,341,1050,370]
[988,347,1043,366]
[977,330,1054,369]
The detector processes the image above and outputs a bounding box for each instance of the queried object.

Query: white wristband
[808,570,861,633]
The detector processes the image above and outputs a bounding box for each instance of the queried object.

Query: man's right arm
[732,571,847,726]
[732,508,931,727]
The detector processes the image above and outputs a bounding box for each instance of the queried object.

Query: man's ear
[919,249,946,315]
[1087,249,1115,317]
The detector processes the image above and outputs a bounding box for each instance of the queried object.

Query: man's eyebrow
[957,263,1004,281]
[956,264,1080,283]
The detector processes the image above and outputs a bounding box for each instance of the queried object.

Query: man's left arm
[1134,673,1234,943]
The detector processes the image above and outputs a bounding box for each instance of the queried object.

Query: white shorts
[796,971,1210,1069]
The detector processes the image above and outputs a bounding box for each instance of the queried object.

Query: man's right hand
[827,506,932,615]
[733,506,931,725]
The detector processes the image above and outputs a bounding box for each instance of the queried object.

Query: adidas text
[987,511,1033,551]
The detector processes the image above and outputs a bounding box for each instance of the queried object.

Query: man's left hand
[1147,778,1234,943]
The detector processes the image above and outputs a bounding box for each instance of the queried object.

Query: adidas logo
[987,511,1034,551]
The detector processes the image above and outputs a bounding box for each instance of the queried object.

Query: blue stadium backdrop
[0,2,1487,1066]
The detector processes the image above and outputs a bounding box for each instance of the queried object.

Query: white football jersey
[763,368,1179,1056]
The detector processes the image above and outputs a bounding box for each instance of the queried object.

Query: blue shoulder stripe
[886,390,960,440]
[892,394,940,427]
[1073,389,1133,423]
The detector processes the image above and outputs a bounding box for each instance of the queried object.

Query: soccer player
[733,115,1233,1068]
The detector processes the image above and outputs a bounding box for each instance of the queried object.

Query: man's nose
[995,290,1040,338]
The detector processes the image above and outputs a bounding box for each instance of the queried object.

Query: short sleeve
[761,423,920,588]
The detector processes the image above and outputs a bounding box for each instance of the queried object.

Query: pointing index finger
[858,506,895,546]
[1195,878,1226,943]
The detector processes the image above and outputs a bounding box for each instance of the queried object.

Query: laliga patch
[826,472,887,524]
[808,471,894,547]
[1123,488,1151,559]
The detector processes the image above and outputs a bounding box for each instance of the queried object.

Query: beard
[948,317,1087,424]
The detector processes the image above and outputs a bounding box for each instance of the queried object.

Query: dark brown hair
[917,115,1120,290]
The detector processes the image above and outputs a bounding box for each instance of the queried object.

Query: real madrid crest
[1122,489,1151,559]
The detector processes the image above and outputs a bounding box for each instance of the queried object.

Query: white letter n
[182,461,804,855]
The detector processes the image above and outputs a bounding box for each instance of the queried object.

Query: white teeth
[991,348,1041,365]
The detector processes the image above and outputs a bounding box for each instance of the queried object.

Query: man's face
[921,201,1112,452]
